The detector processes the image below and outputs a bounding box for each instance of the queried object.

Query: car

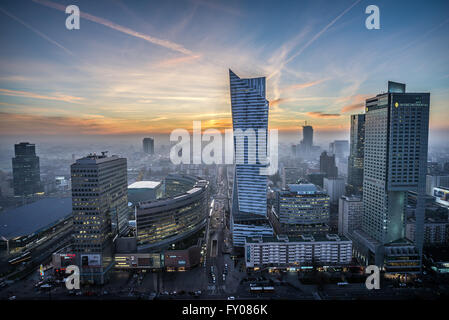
[8,296,16,300]
[75,291,83,296]
[227,296,235,300]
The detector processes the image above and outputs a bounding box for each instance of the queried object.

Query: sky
[0,0,448,144]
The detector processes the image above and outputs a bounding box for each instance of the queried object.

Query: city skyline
[0,0,448,145]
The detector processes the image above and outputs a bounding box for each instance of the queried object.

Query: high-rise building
[426,174,449,196]
[295,124,321,158]
[143,137,154,155]
[323,177,346,205]
[229,69,273,247]
[323,177,346,231]
[338,195,363,237]
[300,125,313,151]
[272,183,330,236]
[347,114,365,196]
[359,81,429,269]
[12,142,42,196]
[320,151,338,178]
[71,152,128,284]
[306,172,326,188]
[329,140,349,159]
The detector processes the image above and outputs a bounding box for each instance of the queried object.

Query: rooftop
[284,183,323,195]
[0,197,72,240]
[128,181,162,189]
[246,233,350,244]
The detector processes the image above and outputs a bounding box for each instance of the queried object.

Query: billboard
[433,187,449,207]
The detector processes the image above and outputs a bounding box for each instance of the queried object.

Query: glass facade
[136,177,209,251]
[276,184,330,236]
[12,142,42,196]
[71,153,128,284]
[230,69,268,217]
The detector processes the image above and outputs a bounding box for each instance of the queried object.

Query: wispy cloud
[0,88,84,103]
[339,94,372,113]
[32,0,197,56]
[156,55,202,67]
[269,0,361,80]
[284,0,361,66]
[190,0,243,16]
[0,6,74,56]
[269,98,290,107]
[281,79,329,93]
[307,111,341,118]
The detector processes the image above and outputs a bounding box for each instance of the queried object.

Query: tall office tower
[361,81,429,269]
[323,177,346,231]
[320,151,338,178]
[273,183,330,236]
[323,177,346,205]
[229,69,273,247]
[300,125,313,151]
[12,142,42,196]
[338,195,363,237]
[329,140,349,159]
[71,152,128,284]
[347,114,365,196]
[143,137,154,155]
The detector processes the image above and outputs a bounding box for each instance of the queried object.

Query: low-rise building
[245,234,352,270]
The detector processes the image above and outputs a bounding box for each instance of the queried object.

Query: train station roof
[0,197,72,240]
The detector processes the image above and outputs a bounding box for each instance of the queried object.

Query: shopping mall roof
[0,197,72,240]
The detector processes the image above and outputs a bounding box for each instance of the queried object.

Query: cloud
[307,111,340,118]
[269,98,290,107]
[341,102,364,113]
[339,94,372,113]
[190,0,242,16]
[157,55,202,67]
[283,0,361,66]
[0,6,74,56]
[269,0,361,80]
[0,88,84,103]
[32,0,197,56]
[281,79,328,92]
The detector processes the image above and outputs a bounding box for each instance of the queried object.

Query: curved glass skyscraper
[229,69,273,247]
